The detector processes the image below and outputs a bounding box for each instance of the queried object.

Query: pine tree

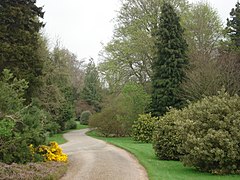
[0,0,44,101]
[81,59,102,112]
[226,1,240,48]
[151,2,188,116]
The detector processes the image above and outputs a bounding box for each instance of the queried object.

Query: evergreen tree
[0,0,44,101]
[226,1,240,48]
[81,59,102,112]
[151,2,188,116]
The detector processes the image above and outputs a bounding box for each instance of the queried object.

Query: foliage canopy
[0,0,44,100]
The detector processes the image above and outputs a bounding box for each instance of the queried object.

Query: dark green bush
[46,121,60,136]
[0,70,47,164]
[80,111,92,125]
[57,103,74,131]
[132,113,158,143]
[178,91,240,174]
[65,118,77,130]
[153,109,185,160]
[0,104,48,164]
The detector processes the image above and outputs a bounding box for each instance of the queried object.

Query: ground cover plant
[87,130,240,180]
[0,161,67,180]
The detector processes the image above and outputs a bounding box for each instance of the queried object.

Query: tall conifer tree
[0,0,44,100]
[81,59,102,112]
[151,2,188,116]
[226,1,240,48]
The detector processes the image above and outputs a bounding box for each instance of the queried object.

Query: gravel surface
[60,129,148,180]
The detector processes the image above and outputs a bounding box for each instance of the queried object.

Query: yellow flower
[35,141,68,162]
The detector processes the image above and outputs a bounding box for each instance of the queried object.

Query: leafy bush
[89,105,129,137]
[89,82,151,136]
[57,103,74,131]
[0,104,48,164]
[153,109,185,160]
[121,83,151,121]
[0,69,28,114]
[132,113,158,143]
[178,91,240,174]
[80,110,92,125]
[65,118,77,130]
[0,70,48,164]
[45,121,61,136]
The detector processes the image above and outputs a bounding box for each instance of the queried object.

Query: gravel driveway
[60,129,148,180]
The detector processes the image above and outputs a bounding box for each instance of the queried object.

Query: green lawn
[47,121,88,144]
[87,130,240,180]
[47,131,68,144]
[76,121,89,130]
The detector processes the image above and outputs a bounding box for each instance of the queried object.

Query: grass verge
[47,121,88,144]
[47,131,68,144]
[87,130,240,180]
[76,122,88,130]
[0,161,67,180]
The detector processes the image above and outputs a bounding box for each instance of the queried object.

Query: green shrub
[89,105,129,137]
[89,83,151,137]
[153,109,185,160]
[16,106,47,161]
[0,69,27,114]
[46,121,60,136]
[0,105,48,164]
[65,119,77,130]
[0,70,47,164]
[132,113,158,143]
[178,91,240,174]
[57,103,74,131]
[80,111,92,125]
[121,82,151,121]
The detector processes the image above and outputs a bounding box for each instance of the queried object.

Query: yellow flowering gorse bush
[29,142,68,162]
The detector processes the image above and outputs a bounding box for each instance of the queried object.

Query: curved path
[60,129,148,180]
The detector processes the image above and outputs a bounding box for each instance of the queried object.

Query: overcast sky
[37,0,238,62]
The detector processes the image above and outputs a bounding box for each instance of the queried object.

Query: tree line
[0,0,101,163]
[90,0,240,135]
